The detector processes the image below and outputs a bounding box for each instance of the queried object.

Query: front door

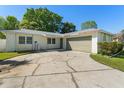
[34,41,39,51]
[60,38,63,49]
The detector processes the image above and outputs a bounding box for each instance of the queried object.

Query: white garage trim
[92,34,98,53]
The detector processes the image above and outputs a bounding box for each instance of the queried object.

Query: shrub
[98,42,123,56]
[0,32,6,39]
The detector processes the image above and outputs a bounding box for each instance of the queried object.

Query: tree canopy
[60,22,76,33]
[4,16,19,30]
[0,16,6,30]
[0,8,77,34]
[20,8,63,32]
[81,21,97,30]
[0,16,6,39]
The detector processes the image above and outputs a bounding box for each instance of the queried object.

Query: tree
[81,21,97,30]
[19,20,30,29]
[20,8,63,32]
[0,16,6,39]
[60,22,76,33]
[4,16,19,30]
[0,16,6,30]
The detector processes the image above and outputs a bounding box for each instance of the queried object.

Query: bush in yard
[98,42,123,56]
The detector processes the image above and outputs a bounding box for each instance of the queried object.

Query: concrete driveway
[0,50,124,88]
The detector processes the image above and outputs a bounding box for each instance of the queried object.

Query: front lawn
[0,51,33,61]
[90,54,124,72]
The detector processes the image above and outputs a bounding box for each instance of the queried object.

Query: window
[47,38,56,44]
[110,36,112,41]
[47,38,51,44]
[27,37,32,44]
[52,38,56,44]
[19,36,25,44]
[103,33,106,42]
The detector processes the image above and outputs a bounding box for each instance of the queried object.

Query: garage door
[66,36,92,53]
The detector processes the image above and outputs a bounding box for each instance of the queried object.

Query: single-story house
[0,29,113,53]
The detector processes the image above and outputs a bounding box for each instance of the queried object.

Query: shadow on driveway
[0,60,30,67]
[0,59,31,73]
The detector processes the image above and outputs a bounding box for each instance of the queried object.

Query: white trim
[92,33,98,53]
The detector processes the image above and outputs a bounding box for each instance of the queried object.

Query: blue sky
[0,5,124,33]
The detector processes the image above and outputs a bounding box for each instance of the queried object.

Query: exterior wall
[92,34,98,53]
[46,37,60,49]
[33,35,47,50]
[98,32,112,42]
[63,38,67,50]
[16,34,61,51]
[97,32,113,54]
[16,34,33,51]
[0,39,6,52]
[6,32,16,51]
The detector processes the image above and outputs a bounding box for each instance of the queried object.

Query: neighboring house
[0,29,113,53]
[113,33,123,42]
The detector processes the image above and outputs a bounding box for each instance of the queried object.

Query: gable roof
[0,28,113,38]
[1,29,64,38]
[64,29,113,38]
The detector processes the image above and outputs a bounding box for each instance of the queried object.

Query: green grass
[0,51,33,61]
[90,54,124,72]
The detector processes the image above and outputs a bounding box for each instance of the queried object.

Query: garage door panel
[67,36,92,53]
